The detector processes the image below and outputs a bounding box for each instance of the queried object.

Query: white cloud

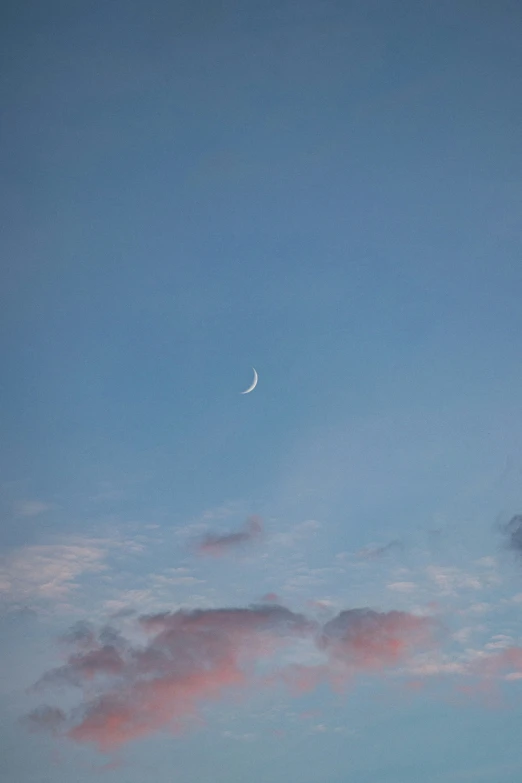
[460,602,492,616]
[222,731,257,741]
[411,661,467,676]
[506,593,522,604]
[270,520,322,549]
[175,501,246,536]
[475,557,497,568]
[102,590,155,616]
[402,651,468,677]
[452,626,486,645]
[118,540,147,555]
[387,581,417,593]
[308,723,356,736]
[426,566,484,595]
[484,634,514,650]
[150,574,204,586]
[0,541,108,605]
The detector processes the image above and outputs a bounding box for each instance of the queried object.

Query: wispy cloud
[222,730,257,741]
[400,638,522,694]
[269,520,322,549]
[26,602,437,750]
[194,516,263,557]
[471,645,522,679]
[387,581,417,594]
[426,565,500,596]
[0,541,109,606]
[13,500,52,518]
[357,540,403,560]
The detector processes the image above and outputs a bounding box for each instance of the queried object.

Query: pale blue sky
[2,1,522,781]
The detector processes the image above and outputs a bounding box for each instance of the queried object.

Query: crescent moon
[241,367,258,394]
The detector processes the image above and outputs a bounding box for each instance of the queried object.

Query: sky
[2,1,522,781]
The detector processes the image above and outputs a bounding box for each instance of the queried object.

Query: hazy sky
[2,2,522,781]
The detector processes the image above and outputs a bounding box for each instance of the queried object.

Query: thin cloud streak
[356,540,403,559]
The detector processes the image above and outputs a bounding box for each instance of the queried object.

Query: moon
[241,367,258,395]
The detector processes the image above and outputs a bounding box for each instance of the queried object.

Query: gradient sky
[2,1,522,781]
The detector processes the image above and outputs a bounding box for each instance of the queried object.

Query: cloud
[425,566,490,596]
[503,514,522,555]
[400,639,522,694]
[13,500,53,518]
[471,646,522,679]
[261,593,280,603]
[319,609,435,675]
[269,609,437,696]
[0,542,109,607]
[32,623,130,692]
[269,520,322,549]
[222,731,257,741]
[36,643,126,690]
[387,581,417,593]
[24,706,66,734]
[26,603,437,750]
[29,604,310,750]
[0,535,151,611]
[194,516,263,557]
[356,540,403,560]
[59,621,98,650]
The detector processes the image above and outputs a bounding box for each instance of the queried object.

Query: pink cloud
[471,646,522,680]
[318,609,436,691]
[194,516,263,557]
[26,604,437,751]
[277,609,436,694]
[28,604,310,751]
[319,609,435,671]
[446,653,520,709]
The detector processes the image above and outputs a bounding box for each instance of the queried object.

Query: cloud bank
[26,603,436,751]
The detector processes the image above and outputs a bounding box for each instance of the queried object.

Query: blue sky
[2,1,522,781]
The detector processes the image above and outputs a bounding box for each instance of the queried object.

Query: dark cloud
[59,621,96,650]
[35,624,129,690]
[195,515,263,556]
[23,706,66,734]
[34,645,126,690]
[504,515,522,554]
